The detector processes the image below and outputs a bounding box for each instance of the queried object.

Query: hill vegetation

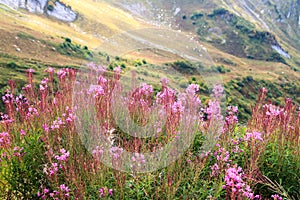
[0,0,299,199]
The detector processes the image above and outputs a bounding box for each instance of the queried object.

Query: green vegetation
[56,38,94,60]
[0,0,299,197]
[47,4,54,11]
[17,32,37,41]
[215,65,230,73]
[225,76,300,121]
[190,7,287,63]
[190,11,204,20]
[0,68,299,199]
[169,60,198,74]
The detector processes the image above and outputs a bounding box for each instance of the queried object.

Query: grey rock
[0,0,77,22]
[47,1,77,22]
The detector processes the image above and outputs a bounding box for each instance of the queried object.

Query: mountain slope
[110,0,300,68]
[0,0,299,119]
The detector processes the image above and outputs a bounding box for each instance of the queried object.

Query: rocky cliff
[0,0,77,22]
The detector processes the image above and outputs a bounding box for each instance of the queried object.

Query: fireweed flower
[88,62,107,73]
[160,77,168,86]
[2,92,13,104]
[22,83,31,90]
[45,67,55,74]
[271,194,283,200]
[131,152,146,168]
[89,85,105,98]
[263,104,284,117]
[109,189,113,196]
[210,163,220,177]
[206,99,223,121]
[37,187,49,198]
[212,83,224,99]
[63,107,76,124]
[109,146,124,159]
[38,187,60,199]
[43,188,49,195]
[27,68,35,73]
[40,77,49,86]
[44,149,69,176]
[99,187,113,198]
[66,113,75,124]
[26,106,39,119]
[171,101,184,114]
[139,82,153,96]
[98,76,108,87]
[175,131,181,139]
[210,144,234,178]
[38,184,71,198]
[20,129,26,136]
[184,85,201,109]
[245,131,263,142]
[39,84,47,91]
[206,84,225,122]
[223,165,260,199]
[113,66,122,74]
[155,86,176,106]
[57,69,67,79]
[42,123,50,133]
[55,148,70,161]
[0,152,7,162]
[186,83,200,96]
[60,184,71,196]
[53,97,57,105]
[15,94,28,106]
[229,106,238,113]
[92,146,104,158]
[225,106,239,126]
[43,162,61,176]
[156,78,175,104]
[127,82,154,125]
[0,132,11,148]
[13,146,25,157]
[49,162,59,175]
[99,188,105,197]
[0,114,14,124]
[51,117,65,130]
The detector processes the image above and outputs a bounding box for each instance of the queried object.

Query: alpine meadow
[0,0,299,199]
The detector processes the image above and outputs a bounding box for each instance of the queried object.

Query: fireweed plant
[0,64,298,199]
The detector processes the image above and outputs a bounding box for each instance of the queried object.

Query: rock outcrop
[47,1,77,22]
[0,0,77,22]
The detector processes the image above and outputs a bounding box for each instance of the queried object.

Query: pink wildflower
[109,146,124,159]
[55,148,70,161]
[0,132,11,148]
[109,188,113,196]
[99,188,105,197]
[271,194,283,200]
[20,129,26,136]
[245,131,263,142]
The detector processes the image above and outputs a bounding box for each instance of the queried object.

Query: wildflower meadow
[0,65,299,199]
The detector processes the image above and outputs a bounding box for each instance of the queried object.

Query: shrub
[208,8,228,17]
[65,38,72,43]
[7,62,18,69]
[47,4,54,11]
[190,12,204,20]
[57,38,93,59]
[216,65,230,73]
[171,60,197,74]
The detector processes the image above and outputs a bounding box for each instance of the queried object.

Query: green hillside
[0,0,299,120]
